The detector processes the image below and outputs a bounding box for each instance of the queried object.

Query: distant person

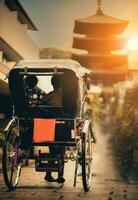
[24,75,45,107]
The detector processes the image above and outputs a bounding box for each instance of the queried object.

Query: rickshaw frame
[2,59,94,192]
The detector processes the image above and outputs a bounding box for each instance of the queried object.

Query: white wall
[0,1,39,59]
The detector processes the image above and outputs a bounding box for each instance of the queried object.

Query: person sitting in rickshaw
[42,75,62,106]
[23,75,45,163]
[24,75,45,107]
[42,75,65,183]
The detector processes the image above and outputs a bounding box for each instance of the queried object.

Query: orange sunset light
[126,37,138,51]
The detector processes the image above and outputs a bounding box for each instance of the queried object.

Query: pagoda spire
[97,0,103,15]
[98,0,101,9]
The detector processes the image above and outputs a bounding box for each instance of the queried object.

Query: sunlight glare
[126,38,138,51]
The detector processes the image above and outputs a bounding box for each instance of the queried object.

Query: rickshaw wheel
[2,118,22,190]
[81,127,92,192]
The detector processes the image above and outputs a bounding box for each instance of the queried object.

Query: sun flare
[126,38,138,51]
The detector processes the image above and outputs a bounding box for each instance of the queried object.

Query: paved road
[0,124,138,200]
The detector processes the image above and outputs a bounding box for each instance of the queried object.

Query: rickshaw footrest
[33,141,76,147]
[37,153,58,161]
[35,163,59,172]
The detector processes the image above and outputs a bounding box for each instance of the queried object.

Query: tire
[2,118,22,190]
[81,127,92,192]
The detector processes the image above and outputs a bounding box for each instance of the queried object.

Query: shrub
[111,86,138,172]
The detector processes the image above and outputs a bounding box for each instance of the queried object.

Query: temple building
[72,0,129,85]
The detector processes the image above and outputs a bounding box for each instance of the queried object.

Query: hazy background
[19,0,138,49]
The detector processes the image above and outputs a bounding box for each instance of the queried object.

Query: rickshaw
[2,59,94,192]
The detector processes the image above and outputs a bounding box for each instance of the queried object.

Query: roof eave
[5,0,37,31]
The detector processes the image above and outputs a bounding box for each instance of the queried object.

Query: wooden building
[72,0,130,85]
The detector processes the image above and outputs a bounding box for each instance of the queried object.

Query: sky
[19,0,138,50]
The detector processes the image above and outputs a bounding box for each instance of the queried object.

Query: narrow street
[0,0,138,200]
[0,124,138,200]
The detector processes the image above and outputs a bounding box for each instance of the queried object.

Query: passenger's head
[25,75,38,89]
[51,75,61,89]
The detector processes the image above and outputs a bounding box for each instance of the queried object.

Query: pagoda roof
[91,70,129,84]
[72,53,128,69]
[74,11,129,35]
[73,37,128,51]
[76,12,128,25]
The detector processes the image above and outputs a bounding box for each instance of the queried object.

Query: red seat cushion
[33,118,56,142]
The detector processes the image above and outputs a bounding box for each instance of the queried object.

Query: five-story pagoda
[72,0,129,84]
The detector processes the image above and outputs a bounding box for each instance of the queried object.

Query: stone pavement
[0,124,138,200]
[0,162,138,200]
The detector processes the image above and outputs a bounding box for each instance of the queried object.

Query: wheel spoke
[10,169,14,185]
[2,119,22,190]
[81,126,93,191]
